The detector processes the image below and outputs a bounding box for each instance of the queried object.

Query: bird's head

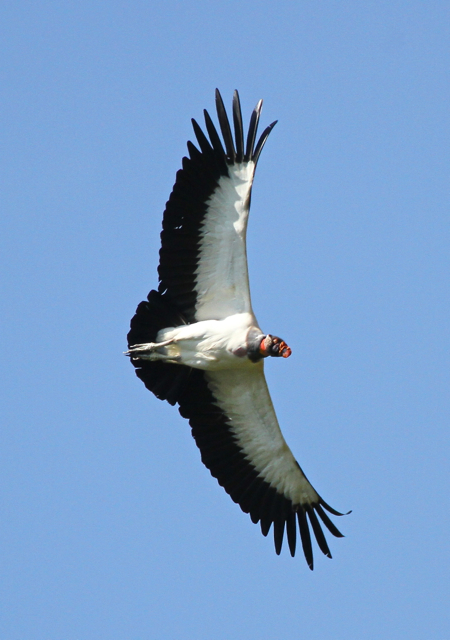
[259,334,292,358]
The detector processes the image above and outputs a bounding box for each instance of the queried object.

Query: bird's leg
[124,338,175,360]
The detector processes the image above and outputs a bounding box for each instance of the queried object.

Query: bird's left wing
[158,89,276,323]
[176,364,345,569]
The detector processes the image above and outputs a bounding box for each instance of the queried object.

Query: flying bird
[126,89,348,569]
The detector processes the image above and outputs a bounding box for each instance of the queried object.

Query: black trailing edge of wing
[157,89,276,322]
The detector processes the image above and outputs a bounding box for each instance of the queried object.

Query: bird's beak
[279,342,292,358]
[259,336,292,358]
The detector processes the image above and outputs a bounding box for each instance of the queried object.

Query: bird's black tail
[127,290,191,406]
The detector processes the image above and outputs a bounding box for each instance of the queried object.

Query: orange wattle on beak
[280,342,292,358]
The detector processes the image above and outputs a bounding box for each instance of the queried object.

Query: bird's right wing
[176,364,347,569]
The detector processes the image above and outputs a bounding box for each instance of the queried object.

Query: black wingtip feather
[286,510,297,557]
[315,504,345,538]
[245,99,262,161]
[253,120,278,166]
[297,509,314,570]
[319,497,351,517]
[203,109,226,158]
[186,140,201,161]
[274,518,285,555]
[191,118,214,156]
[232,90,244,162]
[260,517,272,537]
[215,88,236,161]
[306,507,332,559]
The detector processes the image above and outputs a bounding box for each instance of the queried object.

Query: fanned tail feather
[127,290,191,406]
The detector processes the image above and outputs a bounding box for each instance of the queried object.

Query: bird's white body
[156,313,259,370]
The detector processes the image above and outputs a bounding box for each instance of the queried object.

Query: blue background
[1,2,449,638]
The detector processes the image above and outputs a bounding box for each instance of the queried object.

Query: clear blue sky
[1,2,449,638]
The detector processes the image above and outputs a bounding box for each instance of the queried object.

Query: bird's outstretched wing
[175,364,345,569]
[158,89,276,323]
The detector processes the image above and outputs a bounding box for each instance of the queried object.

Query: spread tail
[127,290,191,406]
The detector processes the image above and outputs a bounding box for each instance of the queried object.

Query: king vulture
[126,89,348,569]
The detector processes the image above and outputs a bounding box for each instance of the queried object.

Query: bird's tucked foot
[125,338,174,359]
